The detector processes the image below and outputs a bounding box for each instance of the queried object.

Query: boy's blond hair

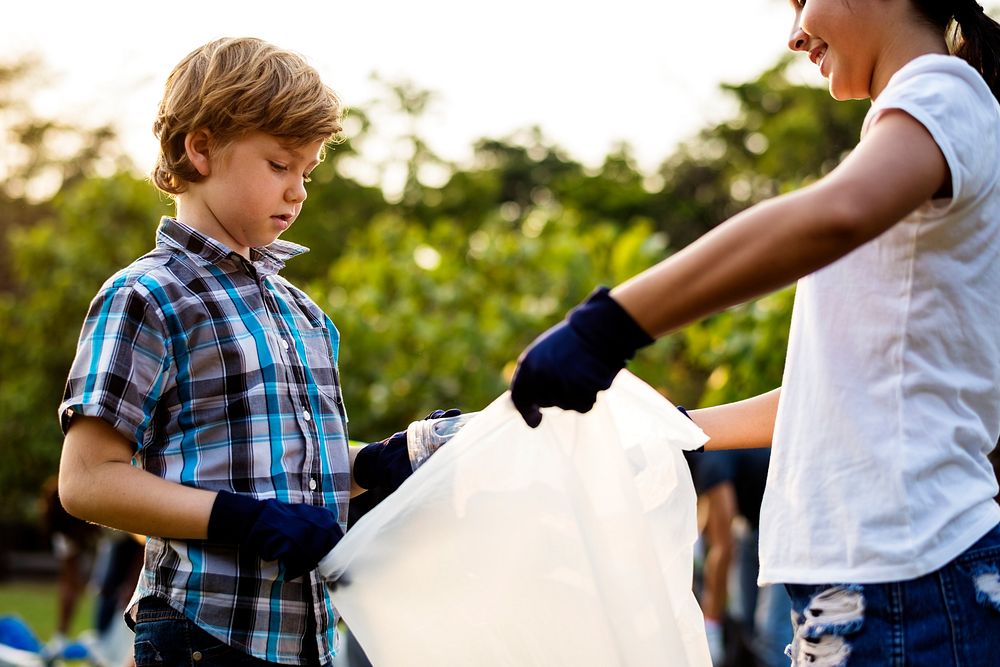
[151,37,343,195]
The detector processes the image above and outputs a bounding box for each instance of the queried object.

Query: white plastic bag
[319,371,711,666]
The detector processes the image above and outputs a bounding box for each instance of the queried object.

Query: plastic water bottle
[406,412,478,470]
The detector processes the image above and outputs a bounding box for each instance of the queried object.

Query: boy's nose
[286,181,307,203]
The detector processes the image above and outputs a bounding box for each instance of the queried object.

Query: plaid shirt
[60,217,351,665]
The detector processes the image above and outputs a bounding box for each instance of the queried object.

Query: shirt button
[309,478,318,490]
[303,410,312,422]
[280,339,289,350]
[192,651,203,662]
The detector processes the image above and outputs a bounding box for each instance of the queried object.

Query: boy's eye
[270,160,313,183]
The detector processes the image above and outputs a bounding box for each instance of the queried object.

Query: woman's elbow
[812,200,870,249]
[808,179,905,250]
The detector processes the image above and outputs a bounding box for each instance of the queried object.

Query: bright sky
[2,0,816,190]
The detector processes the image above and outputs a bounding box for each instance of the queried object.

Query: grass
[0,580,96,644]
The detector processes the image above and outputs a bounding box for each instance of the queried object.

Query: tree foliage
[0,57,866,521]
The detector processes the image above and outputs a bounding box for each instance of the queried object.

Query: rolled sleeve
[59,277,170,446]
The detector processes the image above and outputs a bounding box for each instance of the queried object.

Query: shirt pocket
[297,326,343,405]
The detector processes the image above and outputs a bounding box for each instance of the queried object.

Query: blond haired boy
[58,37,439,665]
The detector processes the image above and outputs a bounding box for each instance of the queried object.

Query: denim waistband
[135,596,187,624]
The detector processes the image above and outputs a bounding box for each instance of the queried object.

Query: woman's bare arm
[613,110,948,337]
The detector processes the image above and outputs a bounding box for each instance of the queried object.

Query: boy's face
[181,131,324,257]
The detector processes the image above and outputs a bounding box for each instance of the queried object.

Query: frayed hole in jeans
[786,586,865,667]
[971,566,1000,612]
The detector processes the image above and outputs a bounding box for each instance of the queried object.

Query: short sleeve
[863,56,1000,209]
[59,276,171,447]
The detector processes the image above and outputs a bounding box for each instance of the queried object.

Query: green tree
[311,206,673,440]
[647,57,868,250]
[0,57,161,521]
[0,174,168,521]
[0,57,868,522]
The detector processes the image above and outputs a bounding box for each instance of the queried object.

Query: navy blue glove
[510,287,653,427]
[353,408,462,494]
[208,490,343,580]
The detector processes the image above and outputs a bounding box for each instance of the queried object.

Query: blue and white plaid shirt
[60,217,351,665]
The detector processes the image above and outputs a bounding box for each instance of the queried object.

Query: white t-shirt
[759,55,1000,585]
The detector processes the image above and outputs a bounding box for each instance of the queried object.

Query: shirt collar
[155,217,309,276]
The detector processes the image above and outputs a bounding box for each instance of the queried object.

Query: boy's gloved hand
[353,408,462,493]
[510,286,653,428]
[208,490,343,580]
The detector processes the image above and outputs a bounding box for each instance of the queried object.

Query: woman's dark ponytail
[950,1,1000,101]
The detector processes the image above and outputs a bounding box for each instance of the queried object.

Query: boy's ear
[185,129,213,177]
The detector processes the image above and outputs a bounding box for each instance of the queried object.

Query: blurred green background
[0,582,94,641]
[0,53,867,559]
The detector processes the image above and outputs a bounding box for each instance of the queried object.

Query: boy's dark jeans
[134,597,319,666]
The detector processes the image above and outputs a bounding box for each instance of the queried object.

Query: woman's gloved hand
[510,287,653,427]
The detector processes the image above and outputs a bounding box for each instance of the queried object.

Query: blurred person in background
[39,475,98,660]
[686,448,791,667]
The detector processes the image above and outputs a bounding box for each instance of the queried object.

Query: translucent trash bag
[319,371,711,667]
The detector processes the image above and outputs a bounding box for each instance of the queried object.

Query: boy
[58,37,432,666]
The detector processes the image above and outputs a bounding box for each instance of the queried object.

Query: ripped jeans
[784,522,1000,667]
